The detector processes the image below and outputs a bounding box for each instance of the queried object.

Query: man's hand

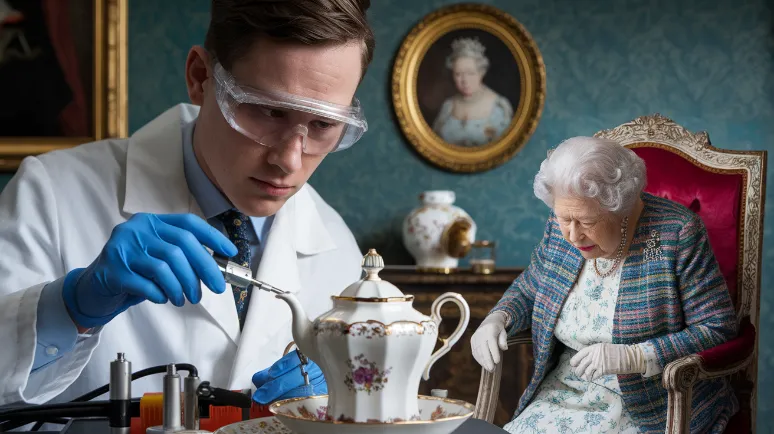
[252,350,327,405]
[62,213,237,328]
[569,343,647,381]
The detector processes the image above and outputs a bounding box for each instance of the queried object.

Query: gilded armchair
[473,114,766,433]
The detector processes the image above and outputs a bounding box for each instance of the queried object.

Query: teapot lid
[337,249,406,298]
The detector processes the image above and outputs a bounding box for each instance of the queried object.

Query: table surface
[455,418,508,432]
[43,417,508,433]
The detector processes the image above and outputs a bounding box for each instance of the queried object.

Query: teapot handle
[422,292,471,381]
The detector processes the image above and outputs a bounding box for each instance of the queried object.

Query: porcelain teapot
[275,249,470,423]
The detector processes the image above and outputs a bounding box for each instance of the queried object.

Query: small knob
[362,249,384,281]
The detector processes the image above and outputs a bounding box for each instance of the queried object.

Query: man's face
[185,38,363,217]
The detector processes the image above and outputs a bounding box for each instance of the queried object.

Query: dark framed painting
[0,0,127,171]
[393,4,545,173]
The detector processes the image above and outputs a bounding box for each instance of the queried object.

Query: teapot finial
[362,249,384,281]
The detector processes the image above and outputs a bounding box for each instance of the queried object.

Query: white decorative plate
[270,394,473,434]
[215,395,474,434]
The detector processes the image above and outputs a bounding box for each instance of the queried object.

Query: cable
[71,363,198,402]
[2,417,71,432]
[0,402,108,432]
[0,362,197,431]
[0,399,141,432]
[33,417,68,426]
[29,398,141,432]
[0,402,108,421]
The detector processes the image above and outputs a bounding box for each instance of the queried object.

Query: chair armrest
[696,317,755,371]
[662,319,756,434]
[663,354,704,434]
[508,329,532,346]
[474,329,532,423]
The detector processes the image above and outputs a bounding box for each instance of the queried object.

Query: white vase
[402,191,476,271]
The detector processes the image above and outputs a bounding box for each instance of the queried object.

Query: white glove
[471,312,509,372]
[569,343,647,381]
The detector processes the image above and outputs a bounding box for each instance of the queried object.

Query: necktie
[215,208,253,330]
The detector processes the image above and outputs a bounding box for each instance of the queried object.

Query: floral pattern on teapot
[344,354,391,394]
[313,319,439,339]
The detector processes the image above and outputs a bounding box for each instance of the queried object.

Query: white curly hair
[445,37,489,73]
[533,136,647,216]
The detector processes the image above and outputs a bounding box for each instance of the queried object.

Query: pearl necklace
[593,216,629,278]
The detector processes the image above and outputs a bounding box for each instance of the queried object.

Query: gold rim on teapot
[331,295,414,302]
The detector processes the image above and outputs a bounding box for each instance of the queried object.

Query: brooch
[643,230,663,261]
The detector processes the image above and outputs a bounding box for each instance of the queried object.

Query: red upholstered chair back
[594,114,766,428]
[629,146,744,305]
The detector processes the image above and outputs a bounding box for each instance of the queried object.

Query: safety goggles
[212,62,367,155]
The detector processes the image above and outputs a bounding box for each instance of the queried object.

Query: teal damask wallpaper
[1,0,772,430]
[127,0,774,430]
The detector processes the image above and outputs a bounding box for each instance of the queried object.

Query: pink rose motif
[344,354,391,395]
[353,366,374,386]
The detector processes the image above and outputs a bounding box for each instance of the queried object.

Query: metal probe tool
[146,365,183,434]
[213,255,288,295]
[183,374,201,430]
[297,350,310,387]
[109,353,132,434]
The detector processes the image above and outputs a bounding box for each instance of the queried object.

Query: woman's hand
[569,343,647,381]
[471,312,509,372]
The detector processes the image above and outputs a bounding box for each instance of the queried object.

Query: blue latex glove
[62,213,238,328]
[252,350,327,405]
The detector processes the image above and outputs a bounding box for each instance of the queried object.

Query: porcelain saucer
[271,394,473,434]
[215,395,474,434]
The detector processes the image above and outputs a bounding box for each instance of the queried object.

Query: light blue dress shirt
[31,118,272,371]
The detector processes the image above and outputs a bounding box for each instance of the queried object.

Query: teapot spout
[275,293,319,362]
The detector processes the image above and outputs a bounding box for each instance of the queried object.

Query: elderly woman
[471,137,738,433]
[432,37,513,147]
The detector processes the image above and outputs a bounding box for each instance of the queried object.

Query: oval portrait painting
[418,30,520,148]
[393,4,545,173]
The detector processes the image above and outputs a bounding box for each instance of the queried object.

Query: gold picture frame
[392,4,545,173]
[0,0,128,171]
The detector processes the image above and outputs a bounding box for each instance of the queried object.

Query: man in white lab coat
[0,0,374,412]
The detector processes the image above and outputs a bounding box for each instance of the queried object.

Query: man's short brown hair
[204,0,375,77]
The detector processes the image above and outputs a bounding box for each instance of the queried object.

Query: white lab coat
[0,104,363,406]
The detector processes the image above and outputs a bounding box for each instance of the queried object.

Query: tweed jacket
[491,193,738,434]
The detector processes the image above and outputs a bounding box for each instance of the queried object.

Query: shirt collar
[182,119,269,236]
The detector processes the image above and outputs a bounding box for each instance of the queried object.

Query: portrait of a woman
[471,137,738,433]
[0,0,92,137]
[431,37,513,147]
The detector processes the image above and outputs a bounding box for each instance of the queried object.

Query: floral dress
[504,259,641,433]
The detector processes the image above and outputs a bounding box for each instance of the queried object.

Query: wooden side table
[379,266,533,427]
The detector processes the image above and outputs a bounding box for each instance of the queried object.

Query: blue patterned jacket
[491,193,738,433]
